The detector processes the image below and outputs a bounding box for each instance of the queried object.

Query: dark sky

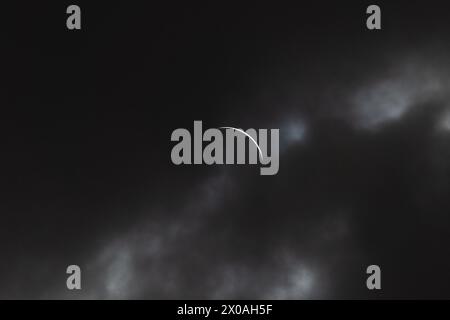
[2,1,450,299]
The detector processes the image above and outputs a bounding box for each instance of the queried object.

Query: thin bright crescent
[219,127,264,160]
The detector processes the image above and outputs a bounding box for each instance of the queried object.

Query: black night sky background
[2,1,450,299]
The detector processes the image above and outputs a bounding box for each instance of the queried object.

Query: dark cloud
[1,1,450,299]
